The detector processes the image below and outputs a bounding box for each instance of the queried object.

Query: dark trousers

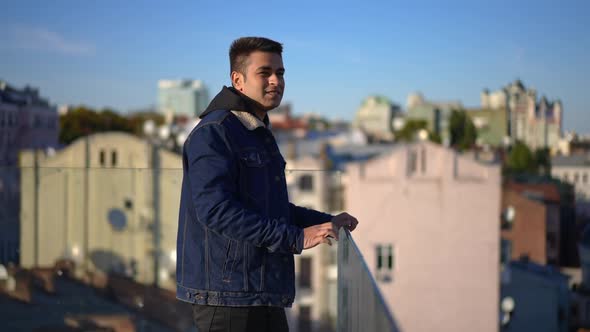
[192,304,289,332]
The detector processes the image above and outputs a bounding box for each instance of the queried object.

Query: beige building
[353,96,401,142]
[20,132,182,290]
[284,146,341,332]
[344,141,501,332]
[481,79,562,150]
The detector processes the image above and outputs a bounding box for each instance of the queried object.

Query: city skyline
[1,0,588,133]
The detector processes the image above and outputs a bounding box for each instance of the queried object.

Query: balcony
[0,165,396,331]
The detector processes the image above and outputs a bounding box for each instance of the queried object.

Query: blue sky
[1,0,589,132]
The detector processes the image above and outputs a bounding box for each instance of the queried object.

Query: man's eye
[277,72,285,77]
[259,72,270,77]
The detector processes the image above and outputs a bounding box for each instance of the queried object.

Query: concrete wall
[345,141,500,332]
[19,132,182,290]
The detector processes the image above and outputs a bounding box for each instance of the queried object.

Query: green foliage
[395,119,441,143]
[395,119,427,141]
[127,112,165,136]
[59,106,145,144]
[504,141,552,175]
[534,147,551,175]
[449,109,477,150]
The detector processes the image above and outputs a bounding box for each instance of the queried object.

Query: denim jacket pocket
[238,148,270,206]
[222,238,239,282]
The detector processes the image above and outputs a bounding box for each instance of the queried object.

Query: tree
[395,119,441,143]
[59,106,134,144]
[449,109,477,150]
[504,141,553,175]
[127,112,165,137]
[505,140,537,174]
[534,147,551,175]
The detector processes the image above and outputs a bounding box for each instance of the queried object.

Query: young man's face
[232,51,285,115]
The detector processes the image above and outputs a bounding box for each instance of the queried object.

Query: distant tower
[481,88,490,109]
[406,92,425,110]
[157,80,209,122]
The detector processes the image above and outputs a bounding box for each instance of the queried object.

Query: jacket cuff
[292,228,304,254]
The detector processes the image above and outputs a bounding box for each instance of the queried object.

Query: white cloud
[6,25,96,56]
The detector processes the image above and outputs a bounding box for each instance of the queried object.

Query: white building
[344,141,501,332]
[157,79,209,122]
[551,154,590,217]
[284,143,341,332]
[353,96,401,142]
[0,80,59,265]
[481,79,562,150]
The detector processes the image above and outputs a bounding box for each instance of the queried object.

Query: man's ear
[231,71,244,91]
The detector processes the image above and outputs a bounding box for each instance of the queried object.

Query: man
[176,37,358,332]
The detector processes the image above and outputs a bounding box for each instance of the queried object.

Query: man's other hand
[303,222,337,250]
[331,212,359,232]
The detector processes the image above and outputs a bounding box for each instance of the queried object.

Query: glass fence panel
[338,228,399,332]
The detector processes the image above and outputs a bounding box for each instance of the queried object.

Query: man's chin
[263,100,282,110]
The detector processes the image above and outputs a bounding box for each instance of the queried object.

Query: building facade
[0,80,59,265]
[552,154,590,218]
[481,79,562,150]
[284,145,341,332]
[19,132,182,290]
[501,188,561,266]
[344,141,501,331]
[157,80,208,122]
[405,92,464,144]
[500,260,570,332]
[353,96,401,142]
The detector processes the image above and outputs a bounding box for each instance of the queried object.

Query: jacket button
[282,298,289,304]
[275,175,280,182]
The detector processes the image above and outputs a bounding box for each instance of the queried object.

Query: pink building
[344,141,501,331]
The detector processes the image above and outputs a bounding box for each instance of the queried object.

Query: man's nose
[268,73,280,85]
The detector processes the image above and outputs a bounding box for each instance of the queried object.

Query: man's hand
[331,212,359,232]
[303,222,337,250]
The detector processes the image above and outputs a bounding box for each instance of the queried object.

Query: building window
[547,232,557,250]
[376,244,394,282]
[408,150,417,174]
[99,150,106,166]
[501,239,512,264]
[563,173,569,181]
[111,150,117,167]
[421,147,427,173]
[299,175,313,192]
[574,173,580,183]
[299,256,312,289]
[584,173,588,184]
[298,305,312,332]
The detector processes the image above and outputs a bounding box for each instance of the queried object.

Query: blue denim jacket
[176,109,333,307]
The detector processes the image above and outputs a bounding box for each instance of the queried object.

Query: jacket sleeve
[185,123,304,254]
[289,203,334,229]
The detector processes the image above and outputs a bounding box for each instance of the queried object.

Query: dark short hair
[229,37,283,75]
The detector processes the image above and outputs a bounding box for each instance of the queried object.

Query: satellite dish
[176,132,187,147]
[504,206,515,223]
[108,208,127,232]
[143,120,155,136]
[158,126,171,140]
[501,296,515,313]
